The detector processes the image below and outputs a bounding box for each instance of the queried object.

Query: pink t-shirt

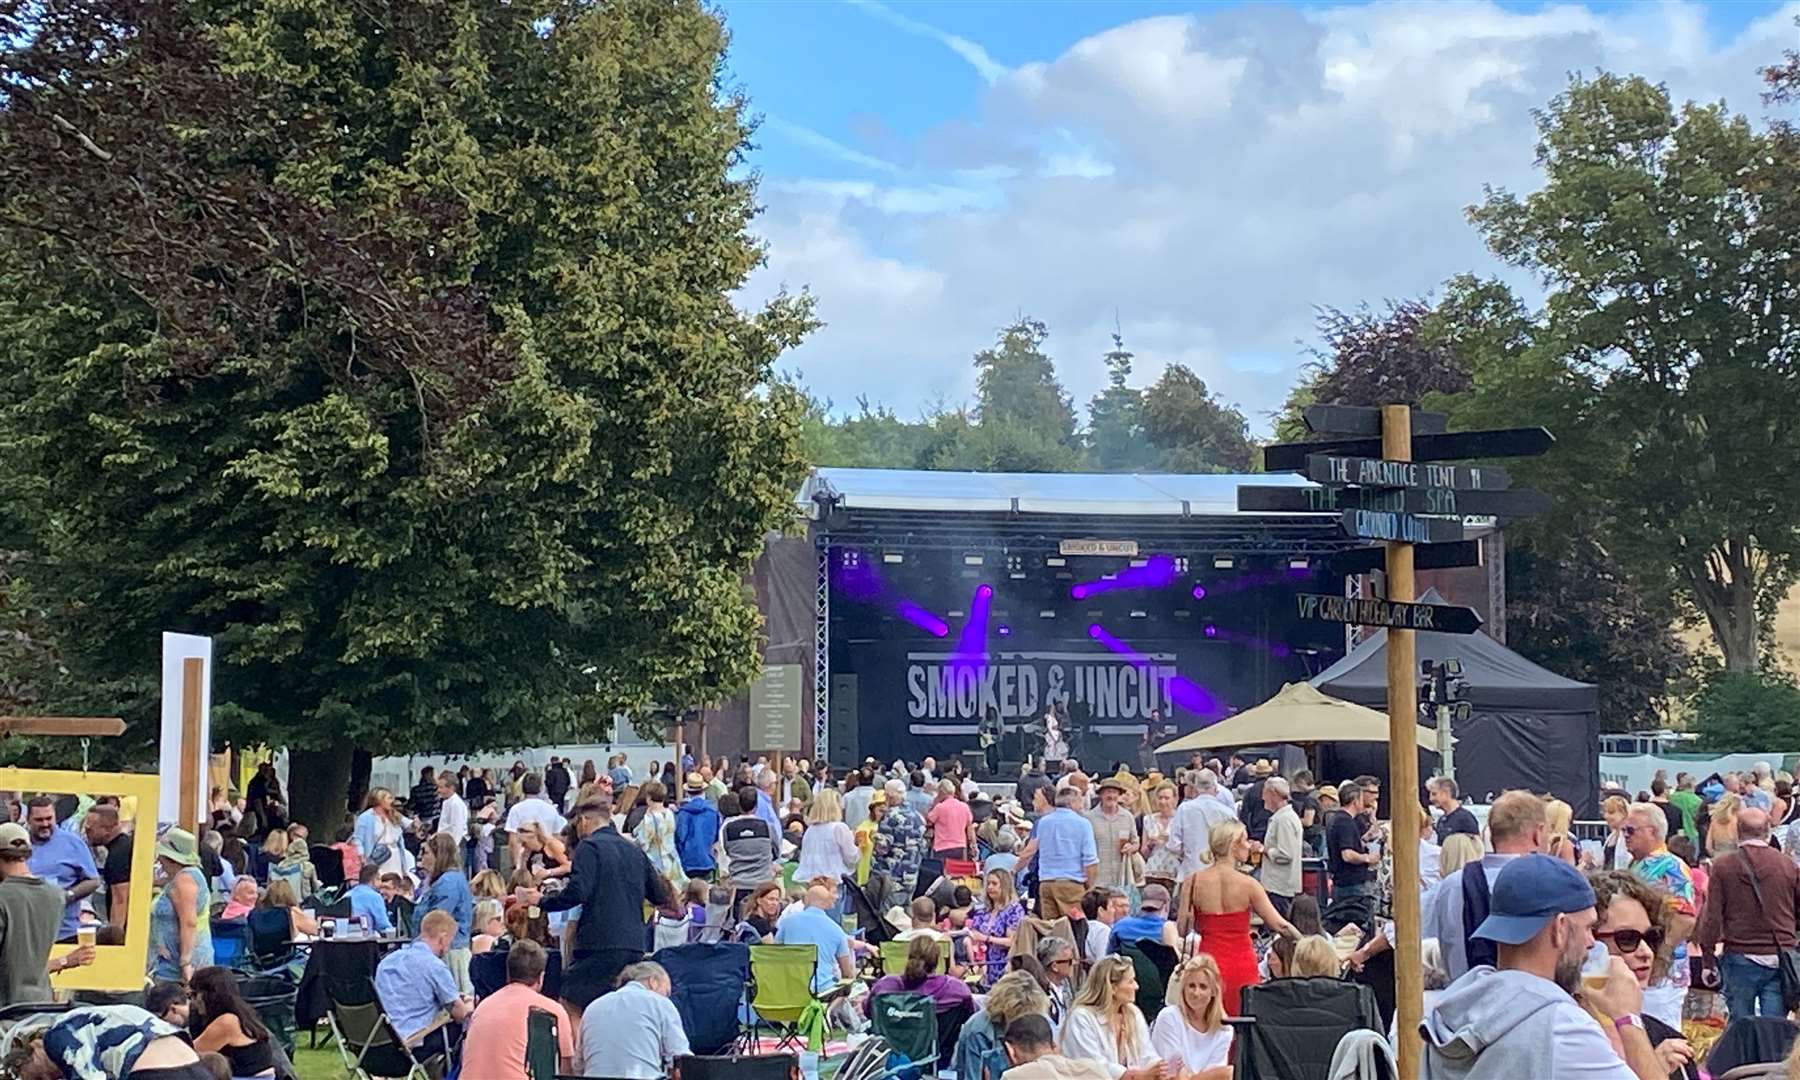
[459,982,573,1080]
[926,797,973,853]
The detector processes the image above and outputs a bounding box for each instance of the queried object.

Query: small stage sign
[1059,539,1139,557]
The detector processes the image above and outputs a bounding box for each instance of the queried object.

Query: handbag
[1740,848,1800,1010]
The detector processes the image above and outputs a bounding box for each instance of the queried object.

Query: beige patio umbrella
[1155,681,1437,754]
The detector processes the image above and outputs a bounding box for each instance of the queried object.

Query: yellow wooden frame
[1,767,161,991]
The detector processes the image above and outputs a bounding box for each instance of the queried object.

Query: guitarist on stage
[979,705,1003,777]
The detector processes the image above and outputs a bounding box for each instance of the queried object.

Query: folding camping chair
[878,939,950,976]
[675,1052,801,1080]
[868,992,938,1080]
[248,907,299,973]
[326,998,444,1080]
[1118,940,1178,1020]
[742,944,825,1052]
[211,917,254,970]
[525,1007,560,1080]
[311,844,347,892]
[1229,976,1381,1080]
[654,942,752,1056]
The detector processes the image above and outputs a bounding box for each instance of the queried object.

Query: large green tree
[0,0,812,824]
[1085,334,1157,472]
[1472,74,1800,674]
[1140,366,1255,473]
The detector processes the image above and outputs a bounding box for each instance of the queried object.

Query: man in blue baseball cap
[1419,854,1666,1079]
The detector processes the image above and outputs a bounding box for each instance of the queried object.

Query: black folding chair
[674,1053,800,1080]
[326,997,443,1080]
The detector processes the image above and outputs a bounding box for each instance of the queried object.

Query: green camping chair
[743,944,824,1052]
[868,992,938,1078]
[525,1006,560,1080]
[878,940,951,977]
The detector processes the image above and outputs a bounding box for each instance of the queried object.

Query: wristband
[1611,1013,1642,1032]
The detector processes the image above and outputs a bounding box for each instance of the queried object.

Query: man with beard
[1420,855,1664,1080]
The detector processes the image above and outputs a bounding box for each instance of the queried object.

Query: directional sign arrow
[1263,426,1554,473]
[1323,541,1483,576]
[1303,404,1448,437]
[1238,484,1550,518]
[1306,455,1514,493]
[1340,509,1465,544]
[1296,593,1484,635]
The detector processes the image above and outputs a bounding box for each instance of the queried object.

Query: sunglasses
[1620,825,1639,836]
[1597,928,1664,952]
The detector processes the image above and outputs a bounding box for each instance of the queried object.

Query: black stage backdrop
[839,636,1322,767]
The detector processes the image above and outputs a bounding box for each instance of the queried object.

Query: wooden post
[178,657,205,835]
[1384,404,1423,1079]
[673,717,685,798]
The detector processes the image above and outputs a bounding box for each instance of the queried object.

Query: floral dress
[873,806,927,907]
[969,900,1024,986]
[634,805,686,887]
[1142,812,1181,883]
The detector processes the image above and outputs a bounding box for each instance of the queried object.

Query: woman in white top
[1059,955,1161,1072]
[352,788,414,878]
[1151,954,1233,1080]
[796,788,859,916]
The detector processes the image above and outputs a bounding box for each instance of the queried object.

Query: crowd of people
[5,752,1800,1079]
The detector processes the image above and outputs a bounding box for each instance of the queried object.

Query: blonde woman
[796,788,858,918]
[1544,798,1578,866]
[967,868,1024,986]
[1437,833,1484,881]
[1708,793,1741,858]
[468,869,507,900]
[1140,782,1181,889]
[1176,821,1300,1016]
[1060,955,1162,1072]
[352,788,413,878]
[633,781,685,888]
[1288,936,1342,978]
[1151,954,1232,1079]
[517,821,570,882]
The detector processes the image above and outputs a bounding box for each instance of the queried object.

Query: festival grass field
[289,1044,351,1079]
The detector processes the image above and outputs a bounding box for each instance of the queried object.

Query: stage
[751,467,1507,769]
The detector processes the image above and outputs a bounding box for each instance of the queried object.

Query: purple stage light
[1087,623,1220,717]
[1203,624,1218,638]
[1069,554,1179,600]
[997,625,1012,637]
[949,583,995,672]
[897,602,950,638]
[1191,584,1207,600]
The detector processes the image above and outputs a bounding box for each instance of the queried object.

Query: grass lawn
[290,1043,352,1080]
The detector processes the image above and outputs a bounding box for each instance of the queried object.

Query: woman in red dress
[1177,820,1301,1016]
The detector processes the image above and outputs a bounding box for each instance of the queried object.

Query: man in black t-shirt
[81,805,133,930]
[1324,781,1378,933]
[1428,777,1481,843]
[1289,769,1323,854]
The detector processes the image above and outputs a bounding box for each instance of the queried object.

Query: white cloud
[763,117,899,174]
[747,1,1800,434]
[845,0,1008,85]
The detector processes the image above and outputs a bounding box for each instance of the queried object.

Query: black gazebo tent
[1309,590,1600,817]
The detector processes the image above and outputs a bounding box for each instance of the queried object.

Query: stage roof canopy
[1156,681,1437,754]
[799,467,1316,518]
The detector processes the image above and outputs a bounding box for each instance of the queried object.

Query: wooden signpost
[1340,508,1464,545]
[1263,424,1554,472]
[1260,405,1554,1080]
[1323,540,1482,576]
[1238,483,1550,519]
[1295,593,1484,635]
[1307,454,1513,493]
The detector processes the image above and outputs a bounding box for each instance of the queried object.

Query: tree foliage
[1689,669,1800,752]
[1471,73,1800,674]
[0,0,812,821]
[1139,366,1255,473]
[1086,334,1158,472]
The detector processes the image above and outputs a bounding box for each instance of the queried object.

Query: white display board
[158,632,213,826]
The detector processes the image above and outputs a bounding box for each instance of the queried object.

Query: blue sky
[721,1,1799,433]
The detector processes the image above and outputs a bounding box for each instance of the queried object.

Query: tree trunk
[1690,540,1761,674]
[348,748,373,816]
[287,742,355,834]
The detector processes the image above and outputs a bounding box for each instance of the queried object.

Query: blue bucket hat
[1471,853,1597,945]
